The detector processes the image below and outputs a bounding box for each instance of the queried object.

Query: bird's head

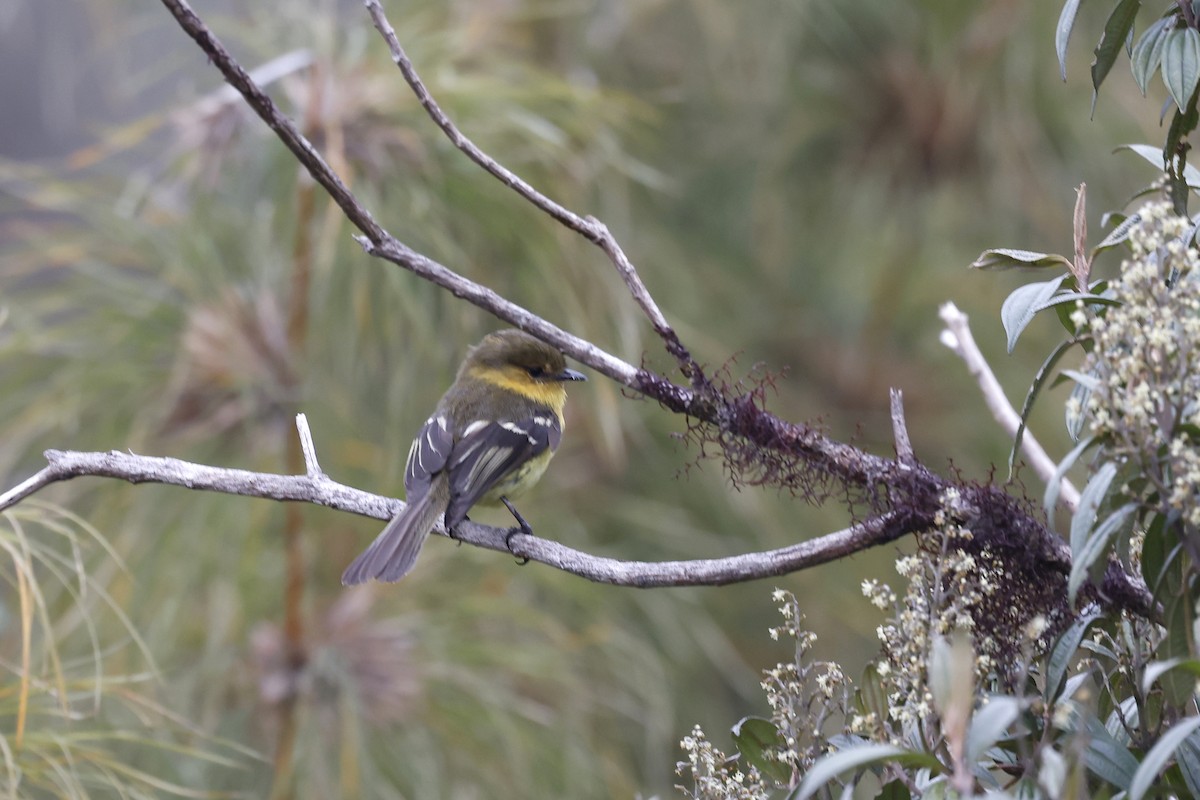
[462,329,586,407]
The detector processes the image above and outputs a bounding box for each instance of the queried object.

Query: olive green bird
[342,329,586,584]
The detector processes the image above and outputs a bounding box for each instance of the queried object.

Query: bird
[341,329,586,584]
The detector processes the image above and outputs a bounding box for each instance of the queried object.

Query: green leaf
[966,697,1020,763]
[1093,212,1143,255]
[1065,372,1094,441]
[1070,462,1119,556]
[1178,729,1200,797]
[1058,0,1085,80]
[1128,717,1200,800]
[876,779,912,800]
[731,716,791,784]
[1105,696,1140,743]
[1092,0,1142,95]
[1082,713,1139,790]
[970,248,1072,271]
[1166,103,1200,197]
[856,662,889,726]
[1040,747,1068,797]
[1131,16,1174,95]
[1142,657,1200,693]
[1161,561,1197,707]
[791,744,941,800]
[1046,611,1102,702]
[1140,513,1168,590]
[1001,275,1068,353]
[1038,291,1122,310]
[1061,368,1101,390]
[1162,26,1200,112]
[1045,435,1097,514]
[1069,502,1136,604]
[1116,143,1200,188]
[1009,339,1077,480]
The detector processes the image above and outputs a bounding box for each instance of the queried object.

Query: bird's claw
[501,497,533,565]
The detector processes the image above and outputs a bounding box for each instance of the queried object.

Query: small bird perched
[341,329,586,584]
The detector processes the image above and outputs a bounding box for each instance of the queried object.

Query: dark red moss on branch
[631,363,1156,623]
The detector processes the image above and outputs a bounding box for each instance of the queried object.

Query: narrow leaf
[1178,729,1200,798]
[966,697,1020,763]
[1162,569,1198,706]
[1162,26,1200,111]
[1058,0,1085,80]
[1128,717,1200,800]
[1061,368,1101,390]
[1065,374,1094,441]
[1092,0,1143,94]
[1116,142,1200,187]
[1001,275,1068,353]
[1071,462,1119,557]
[1083,714,1139,789]
[1140,513,1169,590]
[1045,435,1097,514]
[1046,611,1102,702]
[1068,502,1136,604]
[970,248,1073,271]
[792,744,940,800]
[1141,657,1200,693]
[1039,291,1121,310]
[1131,16,1174,95]
[1093,213,1142,255]
[1040,747,1068,797]
[1009,339,1077,480]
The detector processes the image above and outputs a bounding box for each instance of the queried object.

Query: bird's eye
[526,366,546,379]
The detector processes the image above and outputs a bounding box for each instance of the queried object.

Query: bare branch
[295,414,323,479]
[361,0,696,375]
[154,0,901,500]
[140,0,1163,621]
[0,447,907,588]
[938,302,1081,511]
[157,0,638,390]
[0,448,395,521]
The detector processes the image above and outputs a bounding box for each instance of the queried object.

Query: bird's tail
[341,484,446,584]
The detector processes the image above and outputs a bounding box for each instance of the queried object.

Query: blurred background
[0,0,1166,796]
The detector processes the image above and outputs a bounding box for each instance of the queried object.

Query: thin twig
[890,388,914,464]
[0,447,907,587]
[296,414,322,479]
[938,302,1081,511]
[155,0,898,497]
[137,0,1164,617]
[157,0,641,391]
[361,0,695,373]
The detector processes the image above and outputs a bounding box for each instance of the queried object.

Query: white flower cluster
[676,726,769,800]
[761,591,849,772]
[1069,201,1200,528]
[869,490,999,733]
[675,591,853,799]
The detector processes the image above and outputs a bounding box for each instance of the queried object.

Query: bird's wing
[403,414,455,498]
[444,414,561,528]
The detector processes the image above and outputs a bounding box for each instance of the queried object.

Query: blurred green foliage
[0,0,1174,796]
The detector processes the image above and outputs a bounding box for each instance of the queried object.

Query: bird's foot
[448,516,468,546]
[500,497,532,565]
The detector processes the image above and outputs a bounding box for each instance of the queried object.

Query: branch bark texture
[0,440,906,588]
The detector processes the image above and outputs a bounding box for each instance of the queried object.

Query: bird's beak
[556,368,587,382]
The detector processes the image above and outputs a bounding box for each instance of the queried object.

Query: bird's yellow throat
[468,365,569,414]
